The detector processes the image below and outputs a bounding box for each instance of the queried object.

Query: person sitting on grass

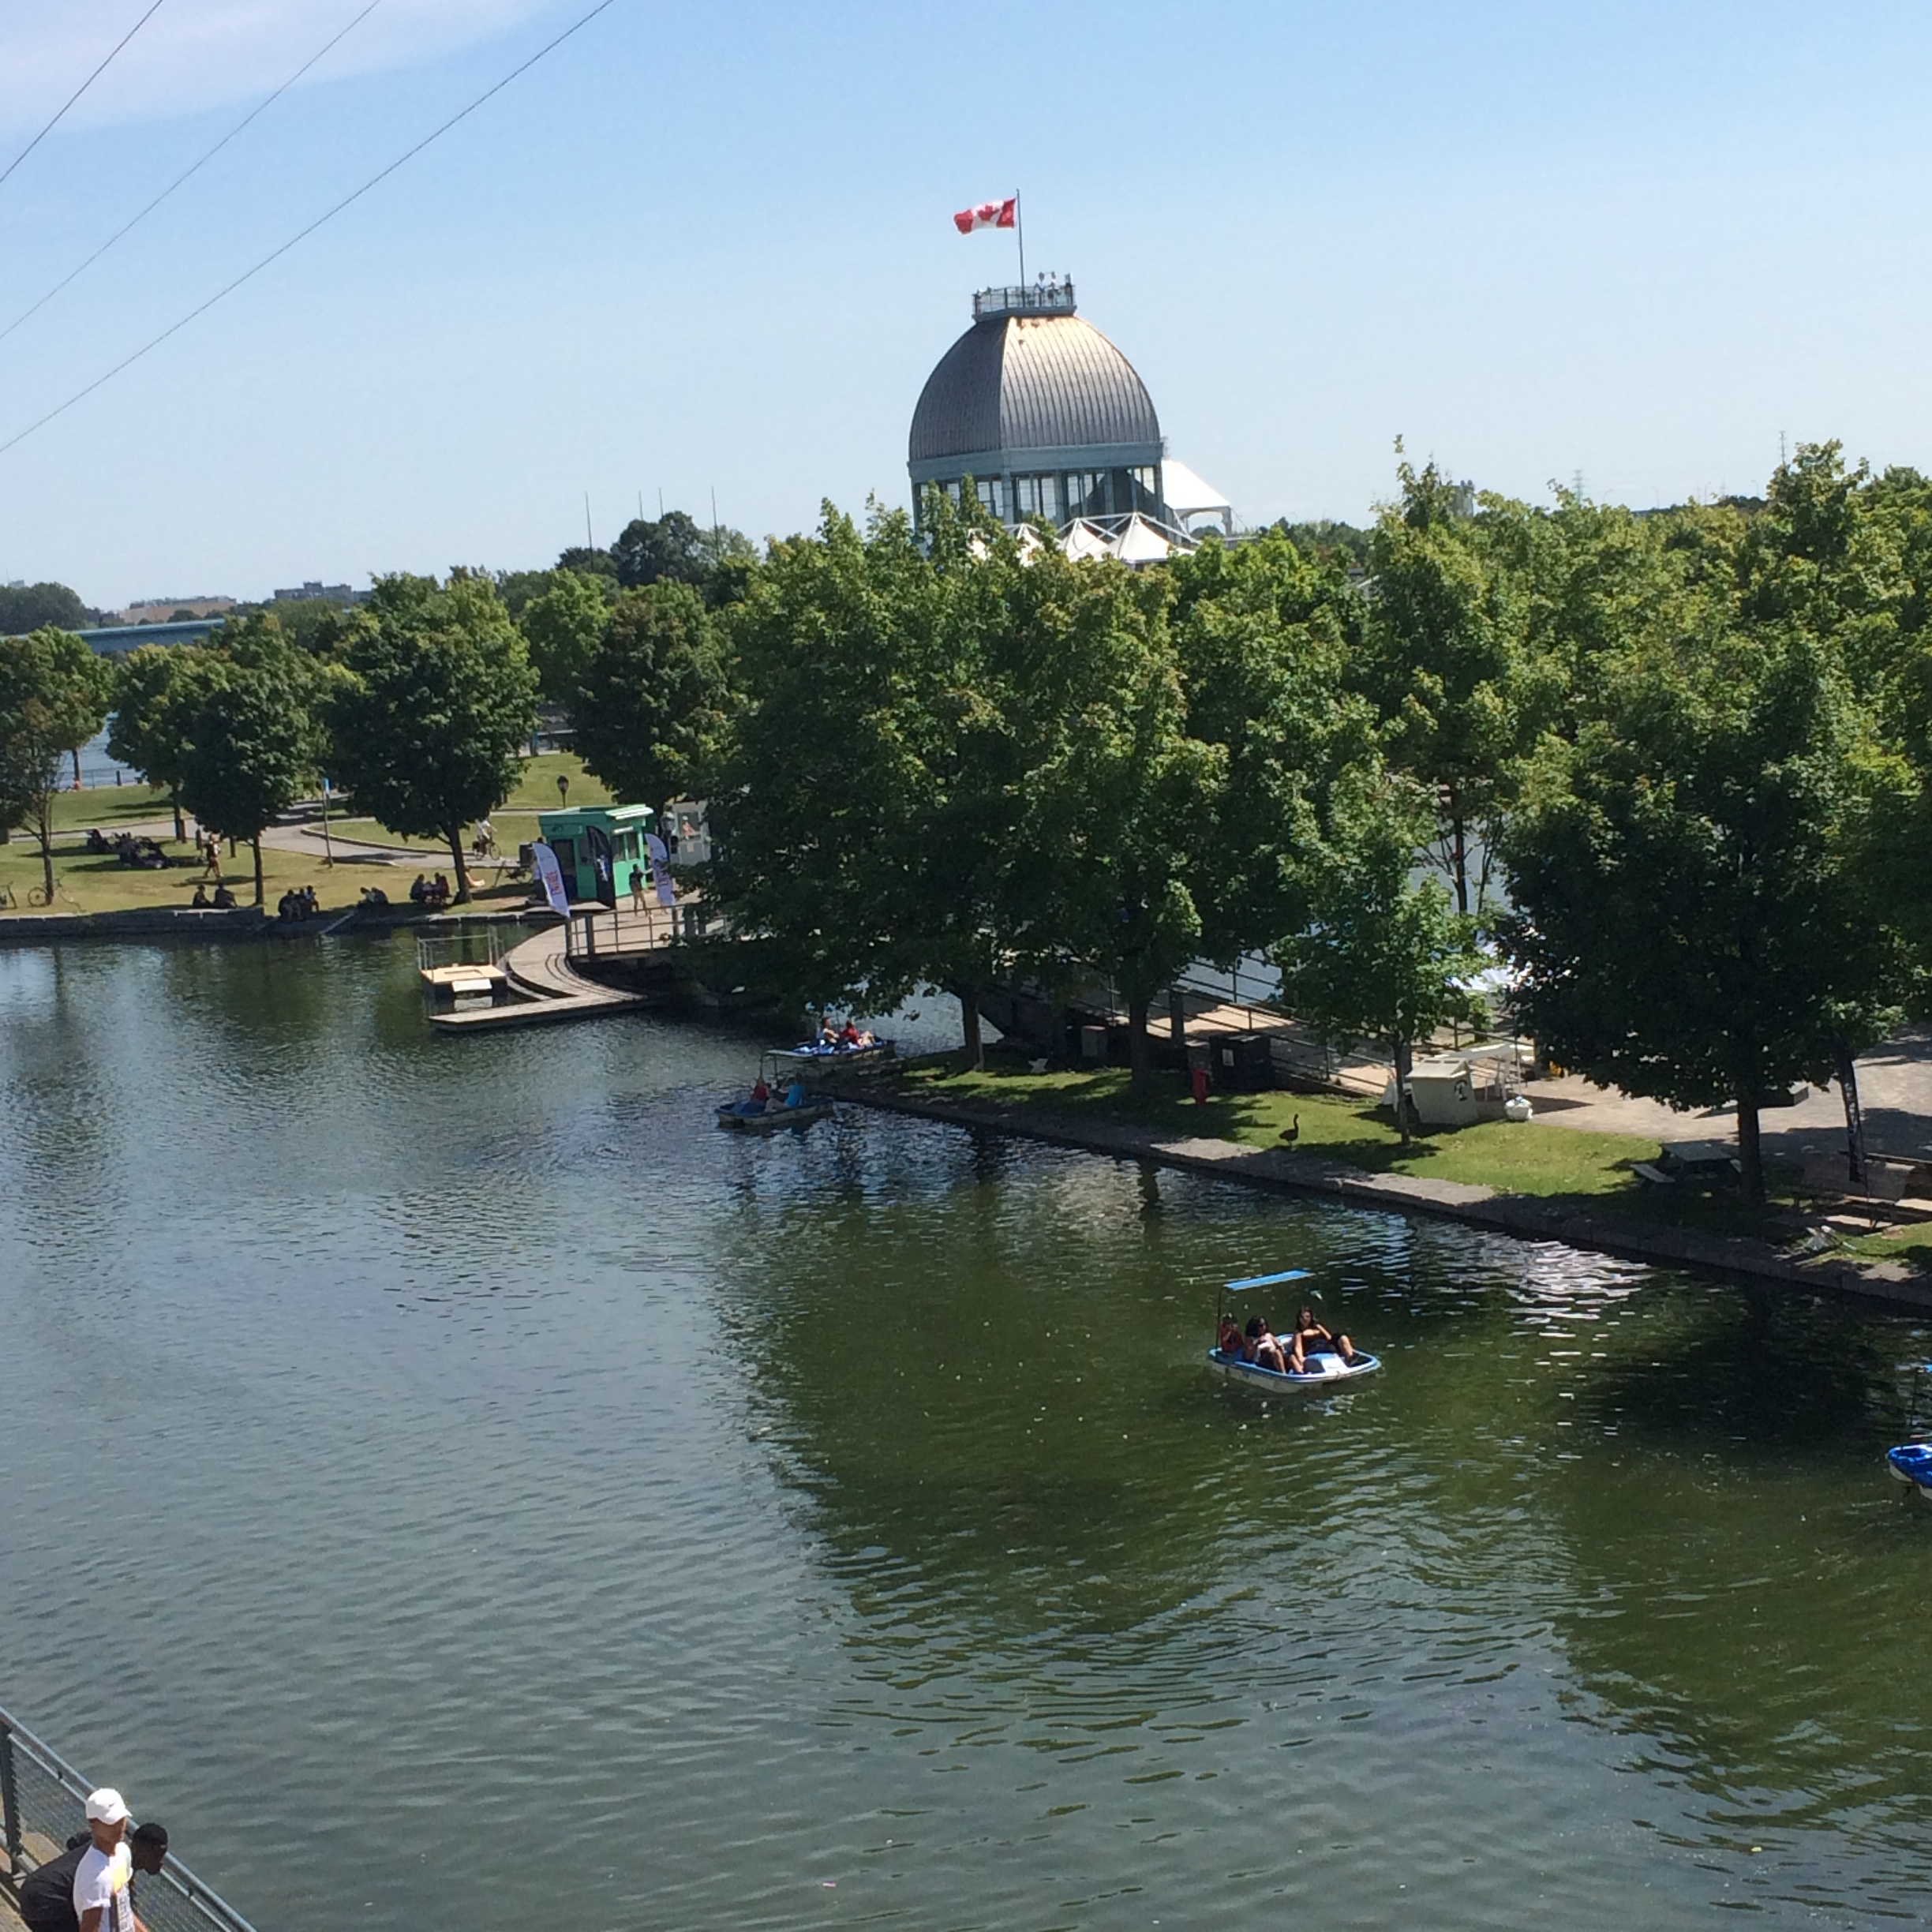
[1286,1305,1359,1371]
[212,882,236,908]
[191,884,209,908]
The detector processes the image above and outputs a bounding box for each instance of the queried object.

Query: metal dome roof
[908,298,1162,482]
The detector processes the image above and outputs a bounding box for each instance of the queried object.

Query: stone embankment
[837,1081,1932,1312]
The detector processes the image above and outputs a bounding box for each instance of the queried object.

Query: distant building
[907,278,1234,564]
[272,581,366,606]
[114,596,236,625]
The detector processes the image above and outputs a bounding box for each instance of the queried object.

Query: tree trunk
[251,836,265,908]
[447,823,473,904]
[1393,1034,1414,1148]
[1167,984,1188,1058]
[958,987,984,1071]
[70,747,81,790]
[1735,1091,1765,1205]
[1127,990,1152,1095]
[1451,805,1469,916]
[1832,1032,1867,1195]
[170,792,185,844]
[35,791,54,903]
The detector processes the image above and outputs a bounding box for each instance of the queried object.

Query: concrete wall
[0,906,268,945]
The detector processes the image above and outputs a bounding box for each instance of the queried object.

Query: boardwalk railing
[0,1705,260,1932]
[564,900,713,961]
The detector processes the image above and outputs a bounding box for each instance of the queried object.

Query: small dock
[427,918,658,1032]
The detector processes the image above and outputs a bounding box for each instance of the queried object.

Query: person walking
[21,1818,167,1932]
[70,1789,144,1932]
[629,863,646,914]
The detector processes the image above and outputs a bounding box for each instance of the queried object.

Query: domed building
[909,280,1225,554]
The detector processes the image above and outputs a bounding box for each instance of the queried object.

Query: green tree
[177,663,317,906]
[0,582,89,635]
[0,627,114,901]
[1009,544,1224,1093]
[1357,460,1555,914]
[1168,530,1374,972]
[569,579,729,823]
[521,568,616,707]
[1499,623,1910,1203]
[327,573,538,903]
[108,642,230,841]
[1275,771,1488,1146]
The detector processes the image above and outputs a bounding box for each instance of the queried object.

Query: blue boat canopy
[1224,1269,1312,1292]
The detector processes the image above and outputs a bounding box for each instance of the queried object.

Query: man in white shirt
[73,1788,140,1932]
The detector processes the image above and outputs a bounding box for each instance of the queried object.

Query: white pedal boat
[1209,1267,1380,1394]
[1208,1346,1380,1391]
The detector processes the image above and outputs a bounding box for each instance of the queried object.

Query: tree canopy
[327,572,537,902]
[0,627,116,899]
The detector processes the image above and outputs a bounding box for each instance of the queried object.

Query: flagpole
[1015,190,1025,289]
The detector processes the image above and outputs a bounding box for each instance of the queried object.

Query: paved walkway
[1522,1025,1932,1166]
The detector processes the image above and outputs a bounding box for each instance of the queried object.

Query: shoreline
[835,1079,1932,1312]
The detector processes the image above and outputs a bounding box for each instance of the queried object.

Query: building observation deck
[972,280,1076,322]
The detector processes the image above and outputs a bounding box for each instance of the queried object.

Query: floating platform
[429,922,653,1032]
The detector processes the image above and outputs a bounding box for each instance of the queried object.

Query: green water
[2,937,1930,1930]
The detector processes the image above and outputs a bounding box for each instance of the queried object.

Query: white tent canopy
[1162,457,1234,535]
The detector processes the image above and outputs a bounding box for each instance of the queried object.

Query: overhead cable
[0,0,622,459]
[0,0,171,197]
[1,0,387,348]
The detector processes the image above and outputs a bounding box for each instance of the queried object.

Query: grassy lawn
[0,822,534,917]
[901,1056,1660,1199]
[6,752,616,916]
[501,751,613,812]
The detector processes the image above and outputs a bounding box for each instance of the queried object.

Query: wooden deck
[427,921,653,1032]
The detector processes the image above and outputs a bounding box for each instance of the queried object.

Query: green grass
[500,751,613,812]
[4,751,615,916]
[900,1056,1660,1198]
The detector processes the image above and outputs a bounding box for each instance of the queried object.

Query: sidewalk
[1522,1025,1932,1168]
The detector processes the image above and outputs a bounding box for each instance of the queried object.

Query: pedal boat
[1886,1441,1932,1497]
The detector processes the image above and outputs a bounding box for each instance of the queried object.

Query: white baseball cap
[84,1790,129,1825]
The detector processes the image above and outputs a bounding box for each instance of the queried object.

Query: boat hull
[1208,1347,1380,1391]
[1886,1443,1932,1497]
[716,1102,833,1133]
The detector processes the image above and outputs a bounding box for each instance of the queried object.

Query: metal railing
[972,280,1076,320]
[564,900,713,961]
[0,1705,260,1932]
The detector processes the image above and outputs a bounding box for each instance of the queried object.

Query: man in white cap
[73,1789,139,1932]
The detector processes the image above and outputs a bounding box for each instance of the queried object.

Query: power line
[0,0,170,197]
[1,0,386,349]
[0,0,623,459]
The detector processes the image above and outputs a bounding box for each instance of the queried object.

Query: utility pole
[584,494,593,549]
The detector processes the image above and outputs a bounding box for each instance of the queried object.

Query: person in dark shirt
[20,1822,167,1932]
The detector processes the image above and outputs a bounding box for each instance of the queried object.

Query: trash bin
[1212,1032,1275,1093]
[1079,1024,1110,1063]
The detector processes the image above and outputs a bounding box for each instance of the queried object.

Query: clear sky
[0,0,1927,608]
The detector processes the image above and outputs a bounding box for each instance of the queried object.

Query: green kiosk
[537,803,657,904]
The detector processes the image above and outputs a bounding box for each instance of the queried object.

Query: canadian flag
[953,197,1017,234]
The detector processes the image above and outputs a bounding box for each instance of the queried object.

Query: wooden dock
[427,921,654,1032]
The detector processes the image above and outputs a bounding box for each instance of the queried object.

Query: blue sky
[0,0,1926,608]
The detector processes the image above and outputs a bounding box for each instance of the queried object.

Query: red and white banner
[953,197,1016,234]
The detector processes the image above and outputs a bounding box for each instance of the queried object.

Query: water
[2,939,1932,1931]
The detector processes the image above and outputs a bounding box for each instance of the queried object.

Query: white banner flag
[530,840,571,918]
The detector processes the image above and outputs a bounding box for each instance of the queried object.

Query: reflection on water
[2,938,1932,1930]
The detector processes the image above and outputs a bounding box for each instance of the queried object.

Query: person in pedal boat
[1216,1316,1244,1358]
[1286,1305,1360,1371]
[1243,1316,1290,1373]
